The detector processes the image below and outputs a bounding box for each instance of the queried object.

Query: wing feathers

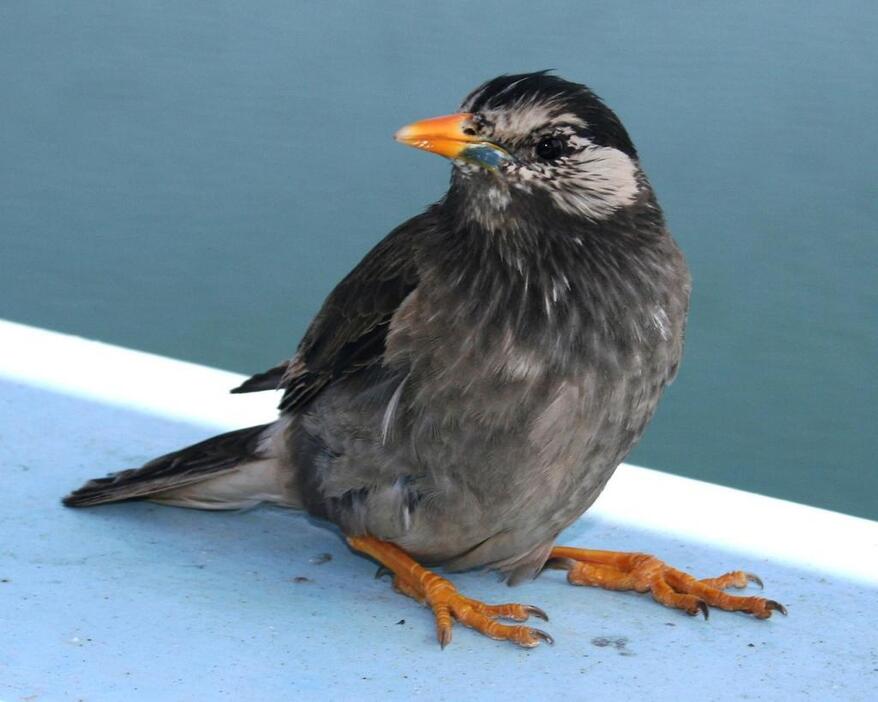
[232,210,431,413]
[230,363,288,394]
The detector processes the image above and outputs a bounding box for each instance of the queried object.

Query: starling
[65,72,785,647]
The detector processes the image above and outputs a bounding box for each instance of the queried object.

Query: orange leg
[348,535,553,649]
[547,547,787,619]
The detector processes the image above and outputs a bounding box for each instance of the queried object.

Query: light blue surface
[2,378,876,701]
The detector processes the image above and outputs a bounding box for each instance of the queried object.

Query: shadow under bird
[65,72,786,648]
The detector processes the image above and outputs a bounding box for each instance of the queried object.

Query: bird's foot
[348,535,553,648]
[546,547,787,620]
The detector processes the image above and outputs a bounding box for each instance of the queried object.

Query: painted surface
[1,321,876,700]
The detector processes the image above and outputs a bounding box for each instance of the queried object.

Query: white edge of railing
[1,317,876,586]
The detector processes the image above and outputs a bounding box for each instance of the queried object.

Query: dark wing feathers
[230,362,288,394]
[68,216,426,508]
[234,214,426,412]
[63,424,270,507]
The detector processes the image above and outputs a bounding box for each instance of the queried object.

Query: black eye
[535,136,566,160]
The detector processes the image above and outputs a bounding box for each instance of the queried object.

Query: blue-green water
[2,2,876,519]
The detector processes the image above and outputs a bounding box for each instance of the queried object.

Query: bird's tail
[63,420,298,510]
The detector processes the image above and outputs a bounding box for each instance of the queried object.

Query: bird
[64,71,786,648]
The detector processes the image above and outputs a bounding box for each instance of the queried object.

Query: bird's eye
[535,136,566,161]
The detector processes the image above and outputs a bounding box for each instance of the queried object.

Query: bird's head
[396,72,643,227]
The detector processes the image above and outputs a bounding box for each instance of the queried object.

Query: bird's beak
[395,112,513,171]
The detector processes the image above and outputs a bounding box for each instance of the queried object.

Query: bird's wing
[230,362,289,394]
[233,213,427,411]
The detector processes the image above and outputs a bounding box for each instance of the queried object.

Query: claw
[533,629,555,645]
[525,605,549,622]
[696,600,710,620]
[374,565,392,580]
[746,572,764,589]
[549,546,787,623]
[767,600,788,616]
[438,627,452,650]
[351,535,557,649]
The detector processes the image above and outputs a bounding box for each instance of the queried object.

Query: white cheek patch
[542,145,640,219]
[459,145,639,225]
[455,95,640,223]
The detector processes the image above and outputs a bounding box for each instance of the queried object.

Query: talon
[696,600,710,620]
[767,600,788,616]
[533,629,554,645]
[349,536,555,649]
[438,626,452,649]
[525,605,549,621]
[374,565,392,580]
[548,546,787,623]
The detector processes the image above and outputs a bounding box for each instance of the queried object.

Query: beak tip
[393,113,480,159]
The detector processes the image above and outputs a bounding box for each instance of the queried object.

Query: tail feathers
[63,424,275,508]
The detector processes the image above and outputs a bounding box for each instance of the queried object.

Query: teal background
[1,2,876,519]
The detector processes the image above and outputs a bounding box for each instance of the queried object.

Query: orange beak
[394,112,479,159]
[395,113,513,169]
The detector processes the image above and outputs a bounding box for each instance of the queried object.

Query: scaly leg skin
[348,535,553,649]
[546,547,788,619]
